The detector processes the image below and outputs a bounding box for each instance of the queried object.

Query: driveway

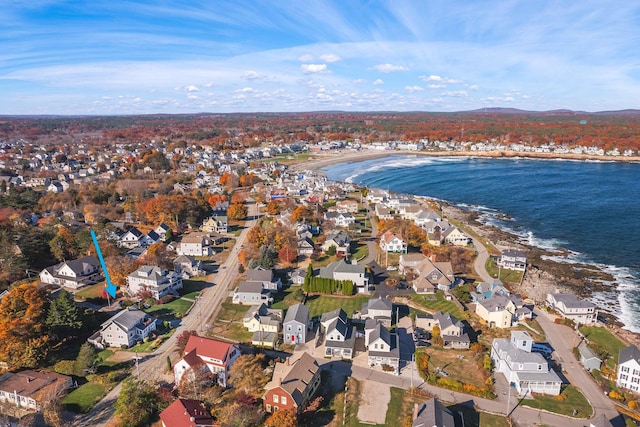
[472,237,494,283]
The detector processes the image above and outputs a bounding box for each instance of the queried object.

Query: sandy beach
[296,148,640,347]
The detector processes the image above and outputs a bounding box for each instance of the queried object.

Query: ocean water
[322,155,640,332]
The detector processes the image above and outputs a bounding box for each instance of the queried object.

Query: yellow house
[475,295,516,328]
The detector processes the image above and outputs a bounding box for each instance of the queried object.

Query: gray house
[232,281,273,306]
[578,343,602,372]
[360,297,393,327]
[412,397,456,427]
[88,308,157,349]
[283,303,311,344]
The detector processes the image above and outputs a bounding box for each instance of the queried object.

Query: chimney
[285,357,290,366]
[430,254,437,263]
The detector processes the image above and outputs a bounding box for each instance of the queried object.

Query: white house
[177,233,215,257]
[617,345,640,393]
[442,227,471,246]
[323,212,356,228]
[119,227,144,248]
[366,321,400,374]
[283,303,311,344]
[126,265,183,299]
[321,308,356,359]
[87,308,157,349]
[174,336,240,388]
[319,259,369,292]
[0,370,73,411]
[546,293,597,324]
[39,255,103,289]
[379,231,408,253]
[491,331,562,396]
[359,297,393,327]
[498,249,527,271]
[232,281,273,306]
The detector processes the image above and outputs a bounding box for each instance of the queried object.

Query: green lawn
[74,282,106,300]
[305,294,371,318]
[521,385,593,418]
[128,329,176,353]
[271,287,302,311]
[351,241,369,261]
[579,326,626,368]
[409,293,464,319]
[181,278,211,294]
[145,295,195,320]
[210,297,252,342]
[62,382,107,413]
[485,258,524,284]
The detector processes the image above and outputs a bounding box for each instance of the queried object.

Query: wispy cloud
[301,64,328,74]
[320,53,342,62]
[372,63,408,73]
[373,79,384,85]
[404,85,423,93]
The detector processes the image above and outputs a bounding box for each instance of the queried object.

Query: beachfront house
[617,345,640,393]
[497,249,527,271]
[546,293,597,324]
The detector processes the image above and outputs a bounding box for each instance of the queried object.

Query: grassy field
[485,258,524,284]
[351,241,369,261]
[74,282,106,300]
[305,294,371,318]
[209,297,252,342]
[62,382,107,413]
[145,295,195,320]
[271,286,302,311]
[579,326,626,368]
[422,347,488,389]
[410,293,464,319]
[521,385,593,418]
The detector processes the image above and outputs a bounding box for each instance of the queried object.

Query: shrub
[628,400,638,410]
[53,360,76,376]
[608,390,625,401]
[158,295,175,304]
[555,394,568,401]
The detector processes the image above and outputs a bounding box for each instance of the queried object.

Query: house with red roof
[159,398,214,427]
[174,336,241,388]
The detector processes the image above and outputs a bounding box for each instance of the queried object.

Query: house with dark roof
[232,281,273,306]
[0,370,73,410]
[159,398,214,427]
[321,230,351,256]
[119,227,143,248]
[409,255,458,294]
[174,336,240,388]
[39,255,103,289]
[263,352,321,414]
[411,397,457,427]
[126,265,183,300]
[88,307,157,349]
[245,267,282,291]
[366,321,400,374]
[617,345,640,393]
[415,311,470,349]
[173,254,203,277]
[321,308,356,359]
[284,303,311,344]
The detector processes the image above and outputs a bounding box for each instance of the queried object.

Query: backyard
[304,293,371,318]
[409,293,464,319]
[209,297,252,342]
[485,258,524,284]
[421,347,489,390]
[579,325,626,368]
[520,385,592,418]
[144,291,198,320]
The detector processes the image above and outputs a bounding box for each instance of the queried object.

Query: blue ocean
[322,155,640,332]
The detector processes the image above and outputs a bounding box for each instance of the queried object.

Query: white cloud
[373,79,384,85]
[185,85,199,92]
[428,84,445,89]
[236,87,254,93]
[301,64,328,74]
[242,71,266,80]
[101,96,111,100]
[442,90,468,97]
[422,75,442,82]
[467,84,479,91]
[320,53,342,63]
[298,54,314,62]
[372,63,408,73]
[404,85,424,93]
[353,78,366,84]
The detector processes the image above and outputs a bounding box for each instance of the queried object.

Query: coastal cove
[320,154,640,333]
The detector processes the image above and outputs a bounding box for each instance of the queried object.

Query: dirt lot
[423,347,487,389]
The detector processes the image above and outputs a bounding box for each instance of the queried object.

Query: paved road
[72,202,259,426]
[472,237,494,283]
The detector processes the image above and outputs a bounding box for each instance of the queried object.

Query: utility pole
[135,351,140,376]
[506,381,512,417]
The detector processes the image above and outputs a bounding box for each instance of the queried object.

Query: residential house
[491,331,562,396]
[202,215,228,234]
[442,227,471,246]
[497,249,527,271]
[415,311,470,349]
[321,230,351,256]
[289,268,306,285]
[475,294,517,328]
[379,231,408,253]
[323,212,356,228]
[413,209,443,228]
[283,303,311,344]
[140,229,161,247]
[578,343,602,372]
[39,255,102,289]
[159,398,215,427]
[410,255,458,293]
[126,265,183,299]
[359,297,393,327]
[297,237,314,256]
[87,307,157,349]
[374,204,393,220]
[334,199,359,213]
[470,279,508,302]
[0,370,73,411]
[367,188,388,204]
[366,322,400,374]
[242,303,282,348]
[246,267,282,291]
[173,254,204,277]
[232,281,273,306]
[617,345,640,393]
[411,397,457,427]
[154,223,171,241]
[263,352,321,414]
[319,259,369,292]
[174,336,240,388]
[546,293,597,324]
[177,233,215,257]
[119,227,144,248]
[321,308,356,359]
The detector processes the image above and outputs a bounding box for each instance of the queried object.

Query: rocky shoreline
[298,149,640,348]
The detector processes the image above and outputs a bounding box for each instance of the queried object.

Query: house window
[274,406,279,411]
[281,396,287,405]
[266,404,271,412]
[622,367,630,373]
[287,325,291,331]
[273,395,279,403]
[298,326,302,331]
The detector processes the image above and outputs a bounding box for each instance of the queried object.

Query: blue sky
[2,1,640,115]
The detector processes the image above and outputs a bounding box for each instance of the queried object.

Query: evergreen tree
[114,378,158,427]
[74,343,96,376]
[46,290,82,340]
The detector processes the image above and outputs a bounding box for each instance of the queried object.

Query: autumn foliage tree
[227,203,248,220]
[264,408,297,427]
[0,282,50,369]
